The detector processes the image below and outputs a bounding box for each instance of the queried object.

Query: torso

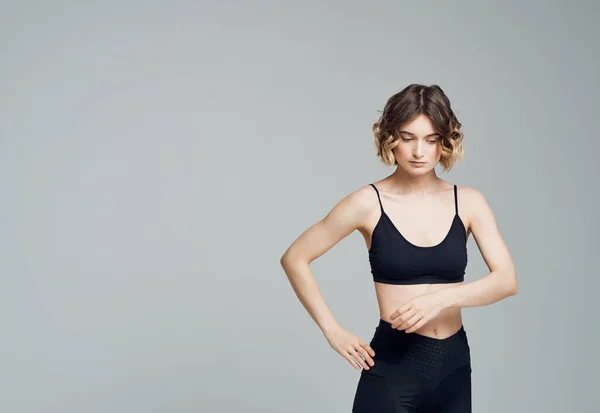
[358,180,472,340]
[374,282,464,338]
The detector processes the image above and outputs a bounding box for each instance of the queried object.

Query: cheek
[393,145,410,157]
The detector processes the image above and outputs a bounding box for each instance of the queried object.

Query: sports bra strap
[370,184,384,212]
[371,183,458,214]
[454,184,458,215]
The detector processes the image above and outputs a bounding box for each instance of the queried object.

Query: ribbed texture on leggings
[367,319,471,381]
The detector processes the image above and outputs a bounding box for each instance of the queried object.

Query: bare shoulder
[457,185,489,205]
[346,184,379,211]
[455,184,516,279]
[324,184,379,225]
[455,185,494,231]
[280,183,381,264]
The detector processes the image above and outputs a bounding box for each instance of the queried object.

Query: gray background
[1,1,598,412]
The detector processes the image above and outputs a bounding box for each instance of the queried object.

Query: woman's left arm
[438,187,518,309]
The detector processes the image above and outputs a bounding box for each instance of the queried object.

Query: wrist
[437,286,459,310]
[321,321,341,336]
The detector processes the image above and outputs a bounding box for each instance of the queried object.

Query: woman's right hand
[324,326,376,370]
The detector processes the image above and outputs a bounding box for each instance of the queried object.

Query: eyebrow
[398,130,441,137]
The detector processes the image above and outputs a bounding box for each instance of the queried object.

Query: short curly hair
[373,84,464,173]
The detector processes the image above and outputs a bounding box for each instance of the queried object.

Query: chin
[410,169,432,175]
[402,163,432,173]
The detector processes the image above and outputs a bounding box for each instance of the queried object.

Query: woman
[279,84,517,413]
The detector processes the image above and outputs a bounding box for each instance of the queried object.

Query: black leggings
[352,319,472,413]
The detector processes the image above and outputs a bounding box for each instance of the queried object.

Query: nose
[412,141,424,159]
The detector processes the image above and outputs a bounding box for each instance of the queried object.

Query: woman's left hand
[389,291,447,333]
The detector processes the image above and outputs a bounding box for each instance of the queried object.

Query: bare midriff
[375,281,464,339]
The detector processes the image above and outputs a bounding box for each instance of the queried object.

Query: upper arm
[466,187,515,274]
[280,186,374,265]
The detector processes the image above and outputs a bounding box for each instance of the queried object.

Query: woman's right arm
[279,186,376,370]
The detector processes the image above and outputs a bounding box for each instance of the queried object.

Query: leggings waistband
[376,318,467,343]
[368,319,470,370]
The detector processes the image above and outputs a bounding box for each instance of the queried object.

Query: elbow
[280,250,310,271]
[280,243,294,266]
[506,266,518,296]
[280,252,290,269]
[280,250,297,270]
[511,274,518,294]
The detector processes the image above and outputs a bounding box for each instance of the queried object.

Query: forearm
[439,266,518,309]
[280,256,340,335]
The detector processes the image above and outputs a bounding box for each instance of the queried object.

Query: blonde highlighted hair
[373,84,464,173]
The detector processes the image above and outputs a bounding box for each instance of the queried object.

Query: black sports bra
[368,183,468,285]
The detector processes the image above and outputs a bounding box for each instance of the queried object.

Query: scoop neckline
[382,211,459,249]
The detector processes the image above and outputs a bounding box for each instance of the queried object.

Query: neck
[387,167,443,194]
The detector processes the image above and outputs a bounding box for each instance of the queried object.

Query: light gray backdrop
[1,1,598,412]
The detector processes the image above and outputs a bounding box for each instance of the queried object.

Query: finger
[343,351,361,370]
[361,342,376,357]
[349,351,366,370]
[405,317,428,333]
[348,347,370,370]
[398,301,414,315]
[390,302,413,321]
[397,312,422,331]
[355,344,375,367]
[391,308,415,329]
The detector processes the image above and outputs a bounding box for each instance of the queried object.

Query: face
[392,114,442,173]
